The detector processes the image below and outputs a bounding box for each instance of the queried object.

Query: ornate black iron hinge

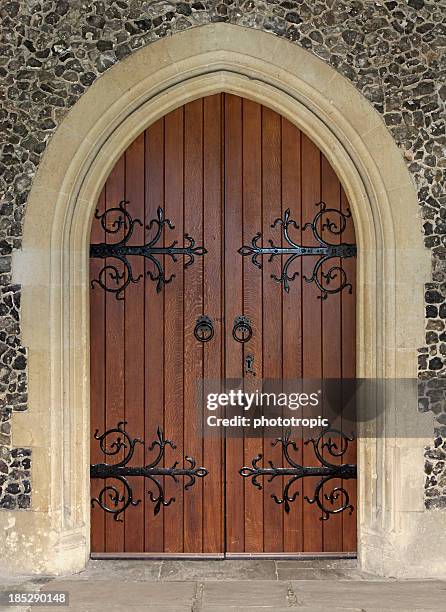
[90,421,208,520]
[238,202,356,298]
[90,201,207,298]
[240,428,357,517]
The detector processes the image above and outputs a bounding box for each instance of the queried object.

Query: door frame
[8,24,435,577]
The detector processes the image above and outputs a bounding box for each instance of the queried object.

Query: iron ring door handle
[232,315,252,343]
[194,315,214,342]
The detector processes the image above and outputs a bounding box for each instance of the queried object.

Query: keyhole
[245,353,256,376]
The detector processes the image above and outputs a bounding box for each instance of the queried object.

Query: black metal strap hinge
[90,202,206,299]
[238,202,356,298]
[90,421,208,520]
[240,428,357,516]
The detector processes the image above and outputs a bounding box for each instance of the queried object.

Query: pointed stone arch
[5,24,436,577]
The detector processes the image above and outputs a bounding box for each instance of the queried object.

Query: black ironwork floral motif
[238,202,356,298]
[90,421,208,520]
[90,201,207,298]
[240,428,357,516]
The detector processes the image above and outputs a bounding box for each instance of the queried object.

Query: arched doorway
[89,94,357,557]
[10,24,432,577]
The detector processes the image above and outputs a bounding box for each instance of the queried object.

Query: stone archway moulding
[4,23,440,577]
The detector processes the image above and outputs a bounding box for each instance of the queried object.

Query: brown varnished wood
[163,107,185,553]
[301,133,323,553]
[90,94,357,556]
[104,155,126,553]
[144,119,165,552]
[242,99,264,553]
[203,94,224,553]
[320,154,343,553]
[183,99,204,552]
[123,133,146,553]
[281,119,304,553]
[261,106,284,553]
[224,94,245,553]
[90,187,106,554]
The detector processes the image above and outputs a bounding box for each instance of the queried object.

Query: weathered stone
[6,482,20,494]
[426,305,438,318]
[0,0,444,511]
[17,493,30,508]
[426,332,439,347]
[426,447,446,461]
[12,354,26,370]
[10,448,30,458]
[425,290,444,304]
[427,320,445,331]
[0,494,16,509]
[408,0,424,10]
[419,397,430,412]
[285,12,302,25]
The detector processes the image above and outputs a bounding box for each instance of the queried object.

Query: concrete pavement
[1,559,445,611]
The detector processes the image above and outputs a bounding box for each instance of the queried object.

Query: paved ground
[1,559,445,611]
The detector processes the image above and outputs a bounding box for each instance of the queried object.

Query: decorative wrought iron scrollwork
[232,315,253,343]
[240,428,357,516]
[90,202,207,298]
[238,202,356,298]
[194,315,214,342]
[90,421,208,520]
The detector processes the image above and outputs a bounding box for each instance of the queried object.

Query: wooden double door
[90,94,357,557]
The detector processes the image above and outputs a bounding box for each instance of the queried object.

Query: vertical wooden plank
[183,99,204,552]
[320,155,343,552]
[144,119,165,551]
[203,94,224,554]
[90,187,106,554]
[104,156,126,553]
[122,134,146,552]
[224,94,245,553]
[163,107,184,553]
[281,119,304,553]
[341,186,357,553]
[301,134,323,553]
[242,99,264,553]
[261,106,283,553]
